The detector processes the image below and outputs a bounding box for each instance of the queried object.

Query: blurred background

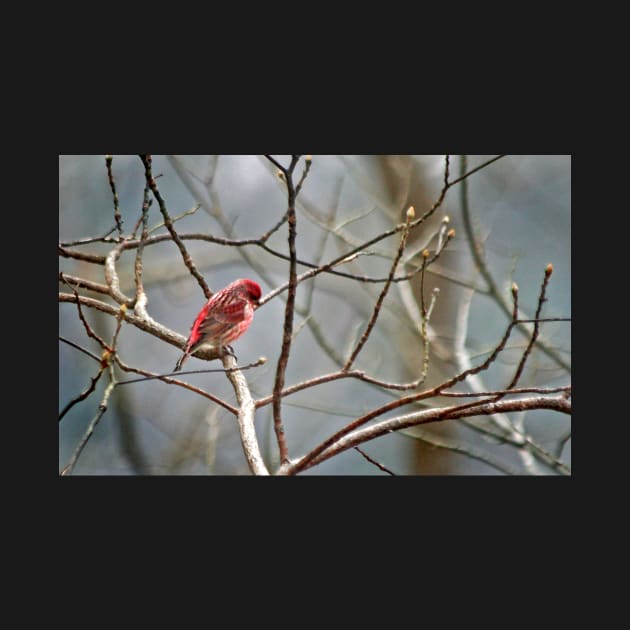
[59,155,571,475]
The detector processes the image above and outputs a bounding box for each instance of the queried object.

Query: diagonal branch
[58,366,107,423]
[294,394,571,473]
[354,446,396,475]
[61,368,116,475]
[62,277,112,351]
[114,356,239,415]
[344,206,414,370]
[139,154,212,300]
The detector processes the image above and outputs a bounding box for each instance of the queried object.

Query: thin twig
[59,272,110,296]
[455,416,571,475]
[419,249,429,318]
[264,155,286,172]
[402,428,520,475]
[60,227,118,247]
[447,154,505,188]
[128,209,148,241]
[105,155,124,237]
[58,366,107,422]
[451,280,526,450]
[133,182,151,302]
[258,250,365,307]
[270,154,301,465]
[505,264,553,390]
[440,385,571,398]
[556,429,572,458]
[139,154,212,300]
[61,293,130,465]
[354,446,396,475]
[110,303,127,351]
[344,207,414,370]
[295,155,312,197]
[117,358,267,383]
[419,287,440,385]
[114,356,238,415]
[59,336,102,363]
[458,155,569,372]
[61,277,111,351]
[448,267,556,419]
[147,203,200,235]
[61,368,116,475]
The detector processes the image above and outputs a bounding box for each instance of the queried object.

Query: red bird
[174,278,262,372]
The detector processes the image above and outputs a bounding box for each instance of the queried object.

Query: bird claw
[223,345,238,361]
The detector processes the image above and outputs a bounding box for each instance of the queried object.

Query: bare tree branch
[221,353,269,475]
[114,356,239,415]
[105,155,124,237]
[354,446,396,475]
[401,427,521,475]
[344,207,414,370]
[60,154,569,476]
[61,369,116,475]
[292,394,570,474]
[458,154,569,372]
[59,292,222,361]
[59,336,102,363]
[59,366,107,423]
[269,154,301,465]
[140,154,212,300]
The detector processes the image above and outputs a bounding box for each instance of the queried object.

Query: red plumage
[174,278,262,372]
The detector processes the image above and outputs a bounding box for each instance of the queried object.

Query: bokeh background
[59,155,571,475]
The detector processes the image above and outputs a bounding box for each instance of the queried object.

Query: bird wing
[195,295,249,340]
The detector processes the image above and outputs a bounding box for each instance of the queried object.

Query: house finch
[173,278,262,372]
